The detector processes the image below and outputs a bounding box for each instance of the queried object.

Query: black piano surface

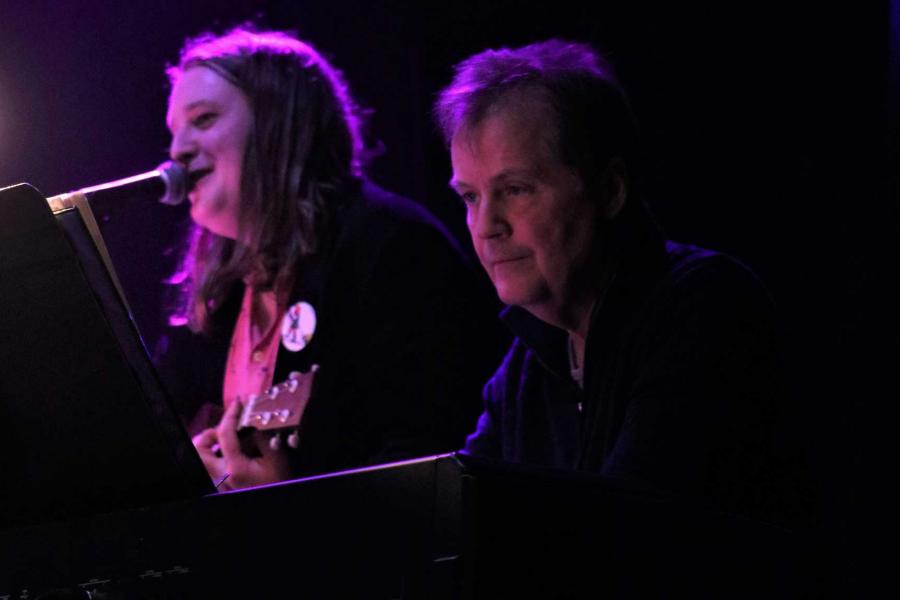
[1,453,459,599]
[0,453,818,599]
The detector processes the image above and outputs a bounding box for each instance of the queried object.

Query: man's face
[450,99,602,328]
[167,66,253,240]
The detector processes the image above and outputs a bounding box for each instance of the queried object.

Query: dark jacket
[156,181,504,477]
[463,209,807,524]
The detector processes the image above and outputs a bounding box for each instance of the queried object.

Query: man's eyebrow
[448,177,470,191]
[491,168,536,182]
[449,168,539,191]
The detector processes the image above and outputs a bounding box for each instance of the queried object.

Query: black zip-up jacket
[463,213,808,526]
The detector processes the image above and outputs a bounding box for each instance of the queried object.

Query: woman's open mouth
[187,168,213,191]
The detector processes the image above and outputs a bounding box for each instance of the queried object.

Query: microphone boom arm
[46,161,187,214]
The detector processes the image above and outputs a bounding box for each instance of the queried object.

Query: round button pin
[281,301,316,352]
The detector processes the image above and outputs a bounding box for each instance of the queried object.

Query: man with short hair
[435,40,800,523]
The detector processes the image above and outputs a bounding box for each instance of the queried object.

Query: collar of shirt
[500,306,577,384]
[222,283,286,410]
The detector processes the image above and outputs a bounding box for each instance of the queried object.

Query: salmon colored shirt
[222,283,285,411]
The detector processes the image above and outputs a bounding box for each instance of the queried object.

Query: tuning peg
[287,429,300,449]
[269,434,282,451]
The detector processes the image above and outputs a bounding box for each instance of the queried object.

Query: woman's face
[167,66,253,240]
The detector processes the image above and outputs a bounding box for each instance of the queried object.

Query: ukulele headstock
[238,365,318,433]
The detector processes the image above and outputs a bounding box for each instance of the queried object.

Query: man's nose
[470,195,510,240]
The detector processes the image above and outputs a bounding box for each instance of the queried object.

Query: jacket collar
[499,202,667,380]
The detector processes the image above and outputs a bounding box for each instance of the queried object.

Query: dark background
[0,1,894,595]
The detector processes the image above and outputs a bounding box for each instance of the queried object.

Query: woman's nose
[169,128,197,167]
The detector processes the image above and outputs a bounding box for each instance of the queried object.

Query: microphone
[46,160,188,212]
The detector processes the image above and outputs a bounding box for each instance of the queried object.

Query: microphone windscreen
[158,161,187,206]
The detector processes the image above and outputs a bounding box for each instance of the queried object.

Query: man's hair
[167,26,366,332]
[434,40,639,200]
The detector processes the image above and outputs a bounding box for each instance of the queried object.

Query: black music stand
[0,183,213,531]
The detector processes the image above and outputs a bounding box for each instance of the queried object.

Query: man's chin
[495,286,538,309]
[495,286,561,324]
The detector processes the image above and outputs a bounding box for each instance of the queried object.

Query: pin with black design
[281,300,316,352]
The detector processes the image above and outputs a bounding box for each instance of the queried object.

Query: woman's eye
[192,112,217,128]
[506,185,529,196]
[459,191,477,204]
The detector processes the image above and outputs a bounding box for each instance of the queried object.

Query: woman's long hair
[166,27,366,333]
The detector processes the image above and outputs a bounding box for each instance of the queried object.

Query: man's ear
[601,157,628,219]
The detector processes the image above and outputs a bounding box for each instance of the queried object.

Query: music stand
[0,183,214,531]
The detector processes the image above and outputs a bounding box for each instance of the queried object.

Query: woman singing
[156,26,500,490]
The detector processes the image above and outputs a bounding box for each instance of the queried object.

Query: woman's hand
[193,399,292,491]
[192,427,229,487]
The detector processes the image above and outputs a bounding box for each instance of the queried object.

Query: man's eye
[506,185,530,197]
[459,191,477,204]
